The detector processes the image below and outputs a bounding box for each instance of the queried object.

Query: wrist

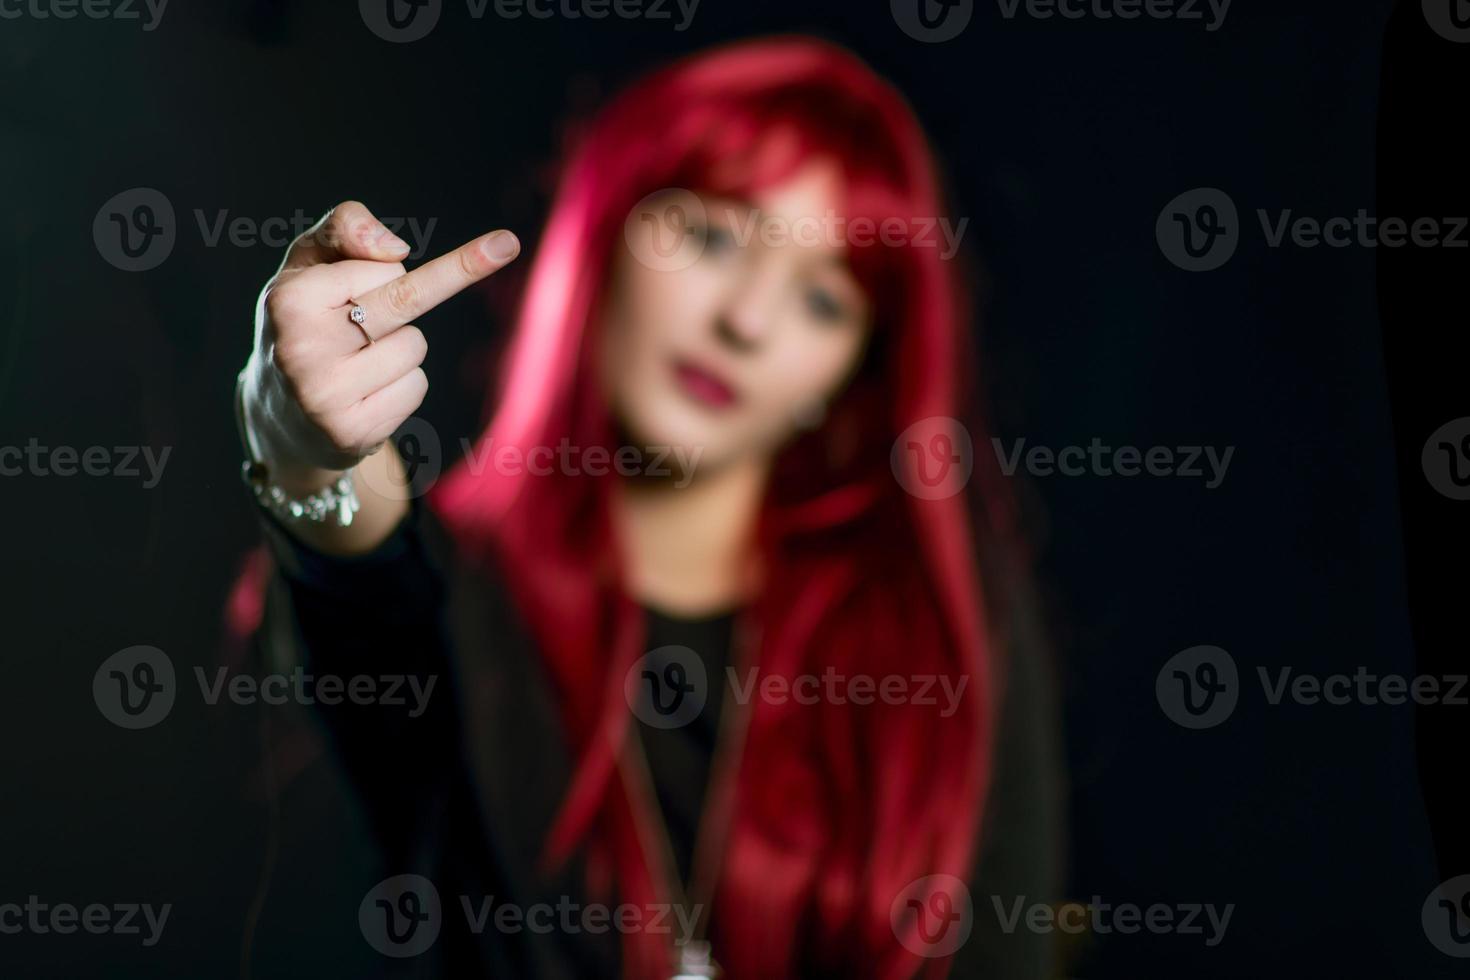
[236,366,358,526]
[236,364,347,492]
[269,462,350,497]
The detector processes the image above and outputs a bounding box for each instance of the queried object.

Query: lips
[672,358,739,409]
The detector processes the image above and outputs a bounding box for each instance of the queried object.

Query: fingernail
[373,225,411,255]
[483,230,520,261]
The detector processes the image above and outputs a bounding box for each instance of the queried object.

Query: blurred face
[600,159,873,476]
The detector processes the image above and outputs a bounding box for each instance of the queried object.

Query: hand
[240,200,520,491]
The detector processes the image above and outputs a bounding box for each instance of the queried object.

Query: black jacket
[253,498,1064,978]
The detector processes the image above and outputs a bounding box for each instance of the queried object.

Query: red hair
[429,37,1003,979]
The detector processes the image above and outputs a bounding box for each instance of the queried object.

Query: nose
[714,260,781,353]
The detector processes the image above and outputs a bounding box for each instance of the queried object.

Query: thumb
[282,200,411,270]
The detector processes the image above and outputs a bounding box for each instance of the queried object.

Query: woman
[234,36,1062,979]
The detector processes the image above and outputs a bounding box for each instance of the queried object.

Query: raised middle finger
[347,229,520,342]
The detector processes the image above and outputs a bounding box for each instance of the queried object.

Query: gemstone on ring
[349,305,367,326]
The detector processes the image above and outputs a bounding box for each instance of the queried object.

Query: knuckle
[263,281,306,322]
[384,276,419,318]
[457,243,486,279]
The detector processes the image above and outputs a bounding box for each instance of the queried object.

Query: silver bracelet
[235,370,361,527]
[241,461,361,527]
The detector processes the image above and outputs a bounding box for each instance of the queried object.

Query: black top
[253,498,1063,977]
[637,606,737,887]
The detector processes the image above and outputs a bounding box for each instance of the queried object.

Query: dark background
[2,0,1463,976]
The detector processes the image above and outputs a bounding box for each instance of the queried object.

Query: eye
[704,223,737,254]
[805,286,848,323]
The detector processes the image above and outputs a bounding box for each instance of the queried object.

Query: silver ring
[347,300,372,345]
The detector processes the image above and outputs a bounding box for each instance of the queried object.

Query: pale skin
[241,160,871,614]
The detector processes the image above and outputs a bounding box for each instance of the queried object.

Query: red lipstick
[672,358,739,409]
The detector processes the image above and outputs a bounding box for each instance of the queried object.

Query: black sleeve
[253,498,462,867]
[950,562,1068,979]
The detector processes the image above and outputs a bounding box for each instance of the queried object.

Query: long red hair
[427,37,1003,979]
